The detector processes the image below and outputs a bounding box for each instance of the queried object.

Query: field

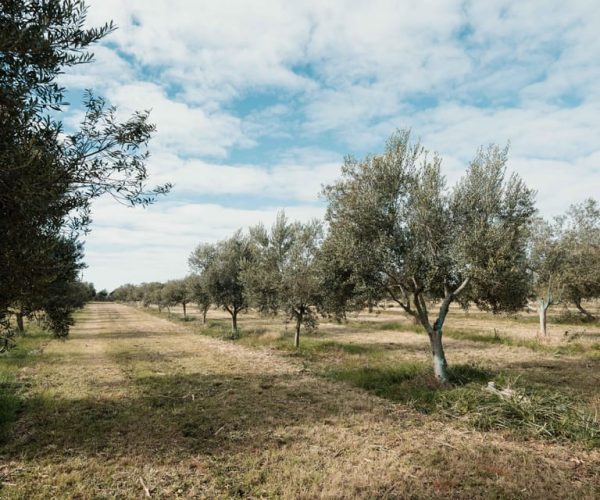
[1,301,599,498]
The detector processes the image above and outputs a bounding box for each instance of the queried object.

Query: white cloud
[107,82,251,158]
[145,151,340,202]
[83,200,326,290]
[59,45,134,89]
[62,0,600,289]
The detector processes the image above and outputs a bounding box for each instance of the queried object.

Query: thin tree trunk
[394,278,469,385]
[428,296,452,384]
[538,299,548,337]
[574,299,595,320]
[182,302,187,319]
[16,312,24,333]
[294,312,302,348]
[416,281,468,385]
[202,308,207,324]
[231,309,238,338]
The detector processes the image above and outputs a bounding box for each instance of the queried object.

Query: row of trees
[531,199,600,334]
[1,1,167,338]
[111,214,324,347]
[110,278,210,323]
[112,130,599,383]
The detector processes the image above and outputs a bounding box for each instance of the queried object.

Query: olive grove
[107,131,599,386]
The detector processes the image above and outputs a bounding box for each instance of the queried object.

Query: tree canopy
[323,130,536,382]
[189,231,252,337]
[0,0,169,339]
[243,212,324,347]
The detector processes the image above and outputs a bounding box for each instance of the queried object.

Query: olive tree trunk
[538,299,550,337]
[574,299,595,320]
[417,304,450,384]
[430,328,449,384]
[182,301,187,319]
[231,309,238,338]
[16,312,24,333]
[411,279,470,385]
[294,312,303,348]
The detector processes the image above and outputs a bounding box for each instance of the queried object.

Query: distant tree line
[112,130,599,384]
[0,1,168,341]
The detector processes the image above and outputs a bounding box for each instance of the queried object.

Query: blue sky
[60,0,600,291]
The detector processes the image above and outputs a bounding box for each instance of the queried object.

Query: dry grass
[0,302,599,498]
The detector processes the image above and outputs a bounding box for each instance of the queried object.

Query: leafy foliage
[243,212,323,346]
[0,1,169,338]
[323,130,536,381]
[189,231,252,336]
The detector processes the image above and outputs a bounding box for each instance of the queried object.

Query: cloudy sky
[63,0,600,291]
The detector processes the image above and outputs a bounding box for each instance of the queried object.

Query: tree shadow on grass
[324,362,493,413]
[89,329,179,340]
[0,369,385,463]
[503,356,600,396]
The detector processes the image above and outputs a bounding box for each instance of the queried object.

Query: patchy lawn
[0,302,599,498]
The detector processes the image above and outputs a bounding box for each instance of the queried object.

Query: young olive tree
[559,199,600,320]
[324,130,535,383]
[243,212,323,347]
[529,218,565,336]
[141,282,165,310]
[187,274,212,324]
[161,279,191,318]
[111,283,142,304]
[529,198,600,334]
[189,231,252,337]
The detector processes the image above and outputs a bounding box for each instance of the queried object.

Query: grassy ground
[160,306,600,443]
[1,302,599,498]
[0,327,49,444]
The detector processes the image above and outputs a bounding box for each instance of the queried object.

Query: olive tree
[189,231,252,337]
[243,212,323,347]
[111,283,142,304]
[324,130,535,383]
[317,224,386,321]
[161,279,191,318]
[0,1,169,339]
[141,282,165,310]
[529,198,600,334]
[529,218,565,336]
[187,274,211,324]
[559,199,600,320]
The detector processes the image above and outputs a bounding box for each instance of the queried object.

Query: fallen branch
[139,477,151,498]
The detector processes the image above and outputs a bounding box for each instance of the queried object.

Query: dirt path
[1,303,599,498]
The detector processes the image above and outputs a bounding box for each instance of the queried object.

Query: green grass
[445,328,600,357]
[0,327,49,443]
[326,360,600,447]
[437,379,600,448]
[443,328,546,350]
[348,319,422,334]
[351,319,600,357]
[324,361,491,411]
[146,306,600,447]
